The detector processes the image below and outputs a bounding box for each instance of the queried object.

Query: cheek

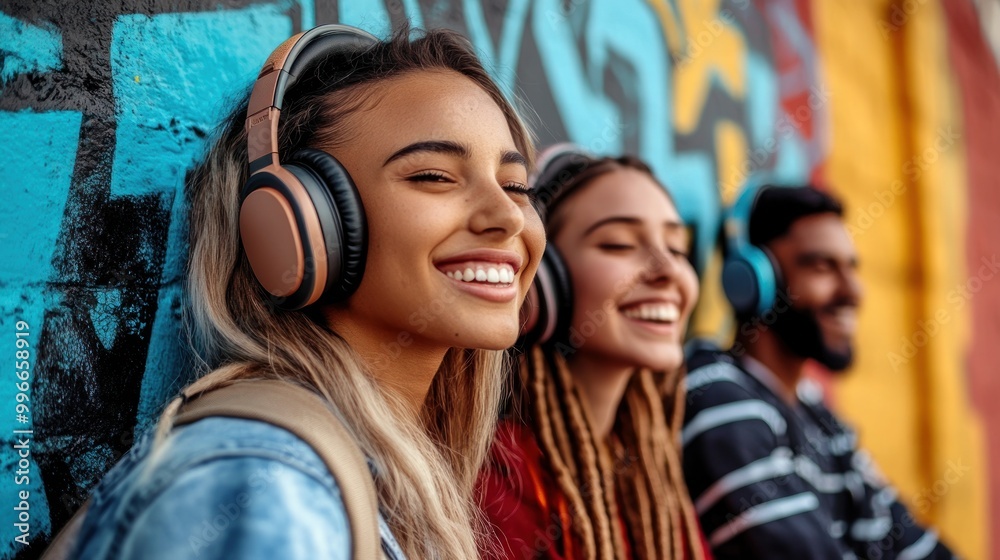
[568,256,628,312]
[358,201,436,296]
[787,274,833,309]
[679,265,700,314]
[366,193,448,255]
[520,210,546,286]
[523,210,546,261]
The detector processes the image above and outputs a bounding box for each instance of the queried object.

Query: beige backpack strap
[39,499,91,560]
[173,379,381,560]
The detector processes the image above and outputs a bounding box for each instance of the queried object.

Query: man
[682,185,956,559]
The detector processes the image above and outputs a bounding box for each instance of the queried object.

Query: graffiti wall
[1,0,995,558]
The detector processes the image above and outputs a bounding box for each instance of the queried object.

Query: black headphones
[517,144,597,347]
[238,25,377,310]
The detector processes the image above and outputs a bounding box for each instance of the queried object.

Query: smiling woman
[477,148,711,560]
[64,24,543,560]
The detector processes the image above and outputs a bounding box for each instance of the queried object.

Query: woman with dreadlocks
[477,146,712,560]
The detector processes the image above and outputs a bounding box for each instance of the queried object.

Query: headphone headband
[239,25,374,310]
[725,181,769,255]
[530,143,596,215]
[246,25,378,173]
[516,144,595,348]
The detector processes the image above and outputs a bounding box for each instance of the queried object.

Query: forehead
[339,70,516,156]
[770,213,856,258]
[555,168,680,229]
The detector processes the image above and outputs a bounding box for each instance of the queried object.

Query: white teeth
[665,305,679,321]
[623,303,680,323]
[445,263,516,285]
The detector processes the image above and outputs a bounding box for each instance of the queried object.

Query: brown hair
[178,26,534,559]
[515,156,704,559]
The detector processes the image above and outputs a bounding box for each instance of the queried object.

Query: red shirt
[477,419,590,559]
[477,420,713,559]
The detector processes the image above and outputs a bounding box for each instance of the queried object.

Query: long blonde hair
[515,157,704,559]
[174,27,534,559]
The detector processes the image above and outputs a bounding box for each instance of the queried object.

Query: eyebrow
[500,151,528,168]
[583,216,687,237]
[796,251,860,268]
[383,140,527,169]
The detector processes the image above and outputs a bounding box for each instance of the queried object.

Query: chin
[823,337,853,356]
[451,326,520,351]
[620,347,684,373]
[469,335,518,351]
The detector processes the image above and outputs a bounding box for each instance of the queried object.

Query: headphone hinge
[247,107,280,166]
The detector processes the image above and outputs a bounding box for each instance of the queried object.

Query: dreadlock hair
[512,155,706,559]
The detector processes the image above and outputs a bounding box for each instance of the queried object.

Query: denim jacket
[71,417,406,559]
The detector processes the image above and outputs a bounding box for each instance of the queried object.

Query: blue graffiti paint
[746,53,778,149]
[0,108,80,557]
[745,52,809,187]
[773,133,809,184]
[402,0,425,29]
[586,0,672,171]
[531,0,722,265]
[338,0,424,39]
[531,0,622,154]
[0,12,62,84]
[463,0,530,100]
[108,6,294,429]
[0,110,81,285]
[109,6,292,198]
[299,0,316,29]
[89,289,123,350]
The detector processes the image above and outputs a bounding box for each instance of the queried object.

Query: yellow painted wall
[814,1,986,557]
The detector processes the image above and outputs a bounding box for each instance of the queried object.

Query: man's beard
[770,301,853,372]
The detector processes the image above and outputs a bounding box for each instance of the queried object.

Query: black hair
[749,184,844,247]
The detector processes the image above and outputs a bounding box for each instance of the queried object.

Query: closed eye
[503,182,535,201]
[599,244,635,251]
[669,247,689,258]
[408,171,451,183]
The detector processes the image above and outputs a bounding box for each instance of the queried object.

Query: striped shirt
[681,349,957,560]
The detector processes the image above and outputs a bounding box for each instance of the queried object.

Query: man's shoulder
[685,346,765,406]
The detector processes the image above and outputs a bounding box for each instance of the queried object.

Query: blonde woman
[70,24,543,559]
[478,148,711,559]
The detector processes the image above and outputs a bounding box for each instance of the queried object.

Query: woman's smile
[436,249,524,303]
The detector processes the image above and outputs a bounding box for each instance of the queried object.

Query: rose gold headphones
[239,25,377,310]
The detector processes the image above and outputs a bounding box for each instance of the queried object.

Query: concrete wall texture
[1,0,997,558]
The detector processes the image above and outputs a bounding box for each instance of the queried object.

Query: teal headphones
[721,181,782,317]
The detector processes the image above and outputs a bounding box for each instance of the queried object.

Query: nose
[468,180,526,238]
[639,246,680,285]
[838,266,863,306]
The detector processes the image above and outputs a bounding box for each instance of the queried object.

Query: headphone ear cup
[287,148,368,302]
[240,167,323,310]
[758,245,783,309]
[518,245,573,347]
[722,245,777,317]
